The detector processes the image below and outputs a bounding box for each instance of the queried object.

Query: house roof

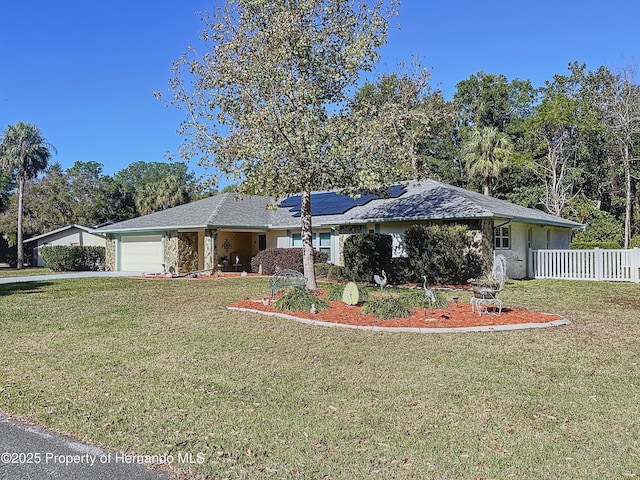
[99,180,584,233]
[24,224,106,243]
[98,193,274,233]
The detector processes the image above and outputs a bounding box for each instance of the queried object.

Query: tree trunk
[17,176,25,269]
[623,143,632,249]
[300,190,317,290]
[482,179,490,196]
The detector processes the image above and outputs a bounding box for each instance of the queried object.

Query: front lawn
[0,277,638,479]
[0,266,54,278]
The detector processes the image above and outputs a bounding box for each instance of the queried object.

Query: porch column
[105,235,116,271]
[163,231,179,274]
[204,229,218,271]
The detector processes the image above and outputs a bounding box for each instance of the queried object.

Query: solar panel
[281,185,406,217]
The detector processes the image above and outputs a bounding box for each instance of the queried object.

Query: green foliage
[40,246,105,272]
[403,224,482,285]
[462,126,513,196]
[570,241,622,250]
[113,161,197,216]
[251,248,328,275]
[571,206,624,246]
[343,233,392,282]
[314,262,330,278]
[0,121,56,268]
[327,265,347,281]
[399,289,448,309]
[274,288,329,313]
[361,297,410,320]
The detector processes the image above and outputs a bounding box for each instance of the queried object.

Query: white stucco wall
[496,223,573,279]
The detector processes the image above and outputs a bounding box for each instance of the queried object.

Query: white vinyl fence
[528,248,640,283]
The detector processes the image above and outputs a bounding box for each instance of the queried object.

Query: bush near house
[570,241,621,249]
[343,233,392,282]
[403,225,482,285]
[251,248,328,275]
[40,246,105,272]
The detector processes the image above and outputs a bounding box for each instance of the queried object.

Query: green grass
[0,266,54,277]
[1,277,639,479]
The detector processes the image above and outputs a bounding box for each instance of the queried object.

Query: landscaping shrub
[571,207,624,247]
[343,233,392,282]
[40,246,105,272]
[251,248,328,275]
[327,265,347,281]
[403,225,482,285]
[388,257,412,284]
[314,262,330,278]
[399,289,448,309]
[274,288,329,312]
[570,241,622,250]
[361,297,410,320]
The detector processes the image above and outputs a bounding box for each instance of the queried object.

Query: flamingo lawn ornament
[373,270,388,293]
[422,276,436,307]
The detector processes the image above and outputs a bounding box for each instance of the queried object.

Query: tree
[525,64,601,216]
[349,66,453,181]
[0,122,56,268]
[462,126,513,196]
[113,161,196,216]
[162,0,396,289]
[596,65,640,248]
[453,72,536,132]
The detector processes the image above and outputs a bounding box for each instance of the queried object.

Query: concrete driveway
[0,271,144,284]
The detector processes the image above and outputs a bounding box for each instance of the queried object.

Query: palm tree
[462,126,513,196]
[0,122,56,268]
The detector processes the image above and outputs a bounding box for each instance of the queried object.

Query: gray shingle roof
[99,193,274,232]
[99,180,583,233]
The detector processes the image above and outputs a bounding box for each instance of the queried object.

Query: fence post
[633,248,640,283]
[528,249,534,278]
[593,248,602,281]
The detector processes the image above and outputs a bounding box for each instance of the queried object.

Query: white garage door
[119,235,163,273]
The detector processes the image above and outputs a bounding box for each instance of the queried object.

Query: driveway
[0,271,143,284]
[0,411,170,480]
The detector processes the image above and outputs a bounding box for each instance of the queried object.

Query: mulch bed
[228,297,565,329]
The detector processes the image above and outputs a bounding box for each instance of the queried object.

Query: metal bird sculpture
[373,270,388,292]
[423,275,436,307]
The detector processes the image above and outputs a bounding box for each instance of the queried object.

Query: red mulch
[228,297,564,329]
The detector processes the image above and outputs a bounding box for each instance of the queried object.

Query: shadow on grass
[0,281,52,297]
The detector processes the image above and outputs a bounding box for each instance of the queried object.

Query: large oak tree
[163,0,396,289]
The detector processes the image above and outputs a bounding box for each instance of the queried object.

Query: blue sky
[1,1,638,183]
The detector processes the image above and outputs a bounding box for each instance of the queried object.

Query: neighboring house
[25,224,108,267]
[98,180,583,279]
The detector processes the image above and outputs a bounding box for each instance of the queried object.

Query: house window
[291,233,302,247]
[494,226,510,250]
[317,232,331,256]
[291,232,331,256]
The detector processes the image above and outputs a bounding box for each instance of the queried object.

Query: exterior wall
[495,222,528,279]
[178,232,199,273]
[164,231,179,273]
[379,222,416,257]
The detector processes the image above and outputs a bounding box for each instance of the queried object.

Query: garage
[119,235,163,273]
